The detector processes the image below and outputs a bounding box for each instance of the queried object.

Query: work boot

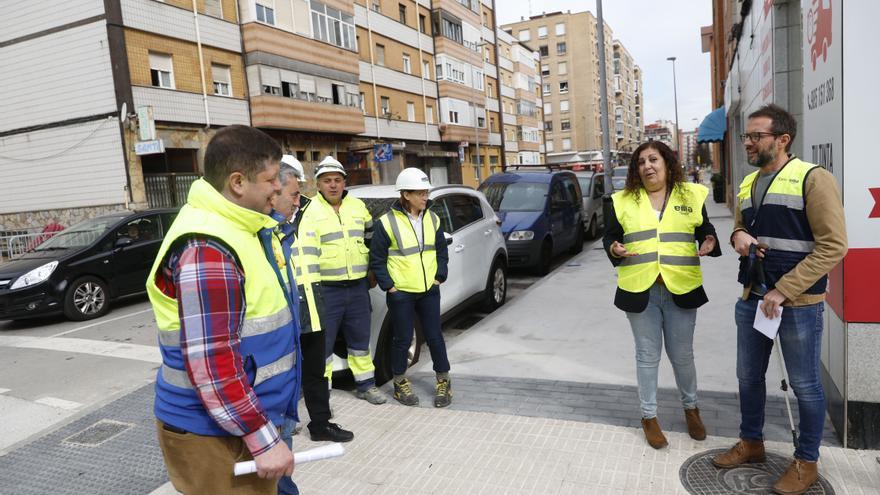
[684,408,707,440]
[712,439,766,468]
[393,378,419,406]
[772,458,818,495]
[308,422,354,443]
[641,417,668,449]
[434,379,452,408]
[355,386,387,405]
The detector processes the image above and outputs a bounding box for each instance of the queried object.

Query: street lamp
[666,56,680,152]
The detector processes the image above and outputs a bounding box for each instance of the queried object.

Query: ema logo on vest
[673,205,694,214]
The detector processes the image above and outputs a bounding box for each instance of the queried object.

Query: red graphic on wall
[869,188,880,218]
[806,0,832,70]
[764,0,773,19]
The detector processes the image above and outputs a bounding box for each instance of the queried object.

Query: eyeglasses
[739,132,780,143]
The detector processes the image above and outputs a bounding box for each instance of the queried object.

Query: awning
[697,106,727,142]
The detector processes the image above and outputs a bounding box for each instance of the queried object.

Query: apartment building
[612,41,643,151]
[495,28,544,168]
[0,0,250,229]
[644,119,677,150]
[503,11,640,168]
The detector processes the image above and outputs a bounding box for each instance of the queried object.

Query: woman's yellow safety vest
[379,208,440,293]
[611,182,708,295]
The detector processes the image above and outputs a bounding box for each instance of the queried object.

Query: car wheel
[481,258,508,312]
[535,239,553,276]
[63,276,110,321]
[588,214,599,239]
[374,316,423,385]
[569,225,584,254]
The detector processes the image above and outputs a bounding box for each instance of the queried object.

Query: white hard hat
[395,167,432,191]
[281,154,306,182]
[315,156,346,179]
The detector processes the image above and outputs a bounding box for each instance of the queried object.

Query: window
[419,14,427,33]
[398,3,406,24]
[472,69,484,91]
[559,81,568,93]
[256,2,275,25]
[402,54,412,74]
[422,60,431,79]
[560,119,571,131]
[380,96,391,115]
[558,62,567,75]
[556,42,567,55]
[426,105,434,123]
[477,115,486,128]
[432,11,463,44]
[443,194,484,232]
[555,22,566,35]
[538,26,547,38]
[407,102,415,121]
[211,64,231,96]
[541,64,550,77]
[311,151,321,161]
[204,0,222,18]
[448,110,459,123]
[560,100,569,112]
[281,78,298,98]
[371,1,380,11]
[544,121,553,132]
[311,1,357,51]
[562,138,571,151]
[542,83,550,95]
[482,11,489,27]
[359,92,366,113]
[543,102,552,115]
[518,29,530,41]
[546,140,554,152]
[296,150,306,161]
[149,52,174,89]
[436,55,467,84]
[296,76,314,100]
[375,44,385,66]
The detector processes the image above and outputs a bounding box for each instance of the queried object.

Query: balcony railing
[145,173,199,208]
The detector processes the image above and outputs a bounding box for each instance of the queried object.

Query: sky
[496,0,714,133]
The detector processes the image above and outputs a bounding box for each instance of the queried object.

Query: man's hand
[610,241,638,258]
[732,230,763,257]
[433,280,441,286]
[254,441,294,480]
[388,287,398,293]
[698,235,717,256]
[761,289,786,319]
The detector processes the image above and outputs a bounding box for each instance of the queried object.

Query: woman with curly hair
[603,141,721,449]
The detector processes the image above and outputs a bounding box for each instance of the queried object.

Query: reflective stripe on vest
[161,352,296,390]
[611,182,708,295]
[379,209,439,293]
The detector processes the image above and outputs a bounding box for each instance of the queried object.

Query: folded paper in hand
[753,301,783,340]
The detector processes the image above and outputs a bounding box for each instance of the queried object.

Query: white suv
[330,184,508,384]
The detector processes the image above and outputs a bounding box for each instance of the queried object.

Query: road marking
[0,336,161,364]
[147,482,182,495]
[49,307,154,338]
[34,396,82,410]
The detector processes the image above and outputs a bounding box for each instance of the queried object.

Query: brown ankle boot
[712,439,766,468]
[684,408,706,440]
[641,417,668,449]
[772,459,818,495]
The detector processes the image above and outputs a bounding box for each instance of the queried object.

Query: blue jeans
[735,297,825,461]
[277,418,300,495]
[625,283,699,418]
[387,285,450,377]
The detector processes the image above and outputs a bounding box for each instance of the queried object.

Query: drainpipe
[192,0,211,128]
[365,6,381,140]
[416,11,430,143]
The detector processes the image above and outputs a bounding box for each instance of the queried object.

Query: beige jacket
[732,166,847,306]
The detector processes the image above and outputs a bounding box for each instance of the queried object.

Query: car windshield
[479,182,549,212]
[576,177,591,194]
[34,217,119,251]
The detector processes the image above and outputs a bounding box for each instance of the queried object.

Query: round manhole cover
[680,448,835,494]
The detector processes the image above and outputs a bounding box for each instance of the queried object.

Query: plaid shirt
[157,238,280,456]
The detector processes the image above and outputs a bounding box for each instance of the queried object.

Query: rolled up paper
[233,443,345,476]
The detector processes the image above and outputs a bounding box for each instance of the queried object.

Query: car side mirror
[444,232,453,246]
[114,237,133,250]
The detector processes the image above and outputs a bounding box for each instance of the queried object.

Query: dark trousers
[321,279,375,391]
[386,284,450,377]
[301,330,331,428]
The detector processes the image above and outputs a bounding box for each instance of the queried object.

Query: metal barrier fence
[0,230,54,262]
[144,173,199,208]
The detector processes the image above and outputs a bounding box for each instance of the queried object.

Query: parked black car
[0,209,178,321]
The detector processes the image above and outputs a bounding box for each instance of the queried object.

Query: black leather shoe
[308,422,354,443]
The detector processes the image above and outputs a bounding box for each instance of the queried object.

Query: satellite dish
[119,102,128,123]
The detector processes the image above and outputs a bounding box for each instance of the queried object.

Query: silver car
[573,171,606,239]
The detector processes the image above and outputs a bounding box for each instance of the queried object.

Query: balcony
[250,95,364,134]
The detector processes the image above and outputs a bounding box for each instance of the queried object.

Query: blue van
[478,169,584,274]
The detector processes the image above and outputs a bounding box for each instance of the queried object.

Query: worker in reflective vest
[713,104,846,494]
[146,126,298,493]
[603,140,720,450]
[370,168,452,408]
[298,156,387,405]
